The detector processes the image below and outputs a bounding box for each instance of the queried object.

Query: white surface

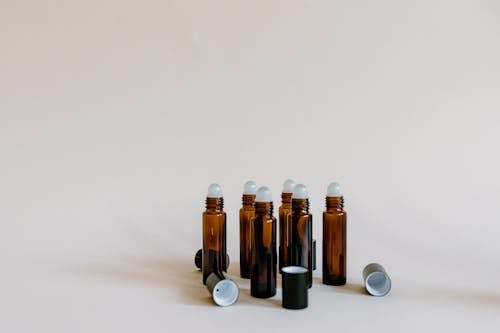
[282,179,296,193]
[292,184,310,199]
[1,0,500,332]
[243,180,257,195]
[255,186,273,202]
[207,183,223,198]
[327,182,342,197]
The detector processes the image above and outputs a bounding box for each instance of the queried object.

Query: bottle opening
[212,279,239,306]
[282,266,308,274]
[365,271,391,296]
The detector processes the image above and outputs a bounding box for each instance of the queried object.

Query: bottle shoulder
[291,208,311,214]
[204,210,226,216]
[278,205,291,214]
[253,214,276,223]
[240,208,255,220]
[292,212,312,224]
[323,210,347,218]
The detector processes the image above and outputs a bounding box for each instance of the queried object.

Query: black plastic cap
[312,239,317,271]
[195,249,202,270]
[282,266,308,309]
[194,249,230,270]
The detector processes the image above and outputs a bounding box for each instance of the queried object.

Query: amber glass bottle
[251,187,277,298]
[239,181,256,279]
[323,182,347,285]
[279,179,295,273]
[290,184,313,288]
[202,183,227,285]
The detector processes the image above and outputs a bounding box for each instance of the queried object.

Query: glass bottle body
[290,199,313,288]
[239,194,255,279]
[322,197,347,285]
[202,197,227,285]
[279,192,292,273]
[251,202,277,298]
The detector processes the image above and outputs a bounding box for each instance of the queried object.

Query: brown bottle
[239,180,257,279]
[290,184,313,288]
[279,179,295,272]
[251,186,277,298]
[323,182,347,285]
[202,183,227,285]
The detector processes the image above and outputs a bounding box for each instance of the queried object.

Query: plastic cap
[194,249,202,270]
[327,182,342,197]
[255,186,273,202]
[212,279,239,306]
[207,183,223,198]
[292,184,309,199]
[282,179,296,193]
[366,272,391,297]
[362,263,392,297]
[282,266,308,309]
[243,180,257,195]
[206,272,239,306]
[194,249,230,270]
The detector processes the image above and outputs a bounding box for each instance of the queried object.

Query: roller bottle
[250,186,277,298]
[239,180,257,279]
[290,184,313,288]
[202,183,227,285]
[323,182,347,285]
[279,179,295,273]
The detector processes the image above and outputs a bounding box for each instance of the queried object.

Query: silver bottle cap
[362,263,391,296]
[206,272,239,306]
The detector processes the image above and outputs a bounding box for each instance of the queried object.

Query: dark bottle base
[323,276,346,286]
[251,288,277,298]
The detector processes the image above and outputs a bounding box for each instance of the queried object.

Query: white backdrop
[1,0,500,332]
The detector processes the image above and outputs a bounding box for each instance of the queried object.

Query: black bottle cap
[194,249,202,270]
[282,266,308,309]
[312,239,317,271]
[194,249,230,270]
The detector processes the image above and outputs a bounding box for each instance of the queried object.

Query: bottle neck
[255,201,273,216]
[292,198,309,213]
[326,196,344,210]
[242,194,256,207]
[281,192,292,206]
[206,197,224,211]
